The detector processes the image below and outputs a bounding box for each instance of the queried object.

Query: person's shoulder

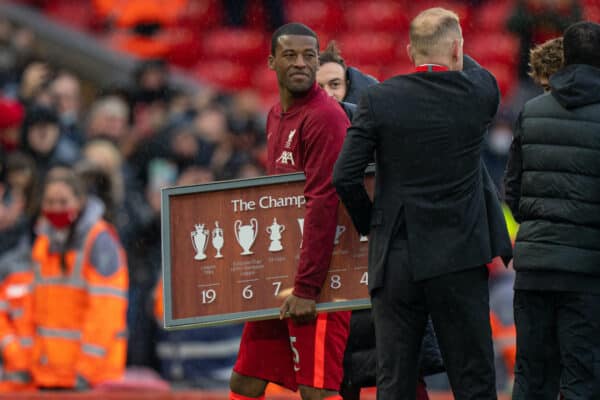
[307,90,349,123]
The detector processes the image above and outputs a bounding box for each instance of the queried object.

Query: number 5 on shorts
[289,336,300,372]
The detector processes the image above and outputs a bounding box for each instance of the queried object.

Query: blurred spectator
[85,95,130,144]
[18,61,54,107]
[0,152,38,253]
[483,111,514,194]
[50,71,85,148]
[19,104,79,178]
[508,0,581,79]
[224,0,285,31]
[30,168,128,389]
[317,41,378,105]
[0,97,25,152]
[528,37,564,92]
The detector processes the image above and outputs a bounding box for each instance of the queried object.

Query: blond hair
[409,8,462,57]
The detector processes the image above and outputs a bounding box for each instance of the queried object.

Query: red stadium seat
[176,0,223,32]
[473,0,516,33]
[165,28,204,68]
[337,32,398,65]
[45,0,94,31]
[252,65,278,97]
[203,29,267,64]
[584,3,600,20]
[193,60,252,90]
[466,33,520,67]
[381,59,414,80]
[285,0,344,32]
[344,1,410,33]
[485,62,517,98]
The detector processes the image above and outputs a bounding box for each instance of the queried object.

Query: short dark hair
[271,23,319,55]
[319,41,346,71]
[563,21,600,68]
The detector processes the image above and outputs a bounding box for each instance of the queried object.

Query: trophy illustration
[334,225,346,245]
[191,223,209,260]
[212,221,224,258]
[297,218,304,248]
[266,218,285,252]
[234,218,258,255]
[360,235,369,242]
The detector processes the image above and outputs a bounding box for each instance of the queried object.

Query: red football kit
[233,83,351,391]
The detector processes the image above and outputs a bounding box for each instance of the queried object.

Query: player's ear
[268,54,275,71]
[406,44,415,65]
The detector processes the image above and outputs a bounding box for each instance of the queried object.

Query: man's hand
[279,294,316,324]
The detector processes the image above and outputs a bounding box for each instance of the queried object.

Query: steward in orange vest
[0,239,35,391]
[31,171,128,389]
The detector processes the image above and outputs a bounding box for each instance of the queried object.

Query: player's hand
[279,294,316,324]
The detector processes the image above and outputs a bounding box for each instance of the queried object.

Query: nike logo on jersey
[276,151,295,165]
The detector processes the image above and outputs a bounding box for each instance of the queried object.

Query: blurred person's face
[269,35,319,97]
[88,111,127,141]
[7,168,33,193]
[41,181,82,229]
[195,108,228,144]
[140,68,166,90]
[317,62,347,102]
[83,145,121,174]
[176,166,214,186]
[488,123,513,156]
[172,132,199,159]
[238,163,264,178]
[0,126,20,151]
[27,123,60,155]
[51,75,81,119]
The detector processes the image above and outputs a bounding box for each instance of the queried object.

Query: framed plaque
[162,169,374,329]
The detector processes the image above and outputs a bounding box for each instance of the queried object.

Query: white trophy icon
[334,225,346,245]
[212,221,224,258]
[360,235,369,242]
[234,218,258,255]
[191,223,209,260]
[297,218,304,248]
[266,218,285,252]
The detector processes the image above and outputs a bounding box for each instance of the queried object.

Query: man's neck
[413,58,452,70]
[279,86,311,112]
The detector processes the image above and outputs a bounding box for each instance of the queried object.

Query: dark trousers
[512,290,600,400]
[371,246,496,400]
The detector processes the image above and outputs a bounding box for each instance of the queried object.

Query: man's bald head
[408,8,463,69]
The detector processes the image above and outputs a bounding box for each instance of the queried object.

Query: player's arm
[280,107,348,322]
[333,90,376,236]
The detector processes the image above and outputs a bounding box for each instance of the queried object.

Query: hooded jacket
[505,64,600,293]
[343,67,378,106]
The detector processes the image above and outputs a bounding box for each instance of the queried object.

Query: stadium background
[0,0,596,398]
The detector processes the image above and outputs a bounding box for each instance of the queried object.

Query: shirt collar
[415,64,450,72]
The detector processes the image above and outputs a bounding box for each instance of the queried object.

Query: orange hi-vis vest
[31,219,128,388]
[0,254,35,391]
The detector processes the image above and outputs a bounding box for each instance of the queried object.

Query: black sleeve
[332,91,376,235]
[504,113,524,223]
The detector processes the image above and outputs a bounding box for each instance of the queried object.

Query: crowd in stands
[0,0,594,393]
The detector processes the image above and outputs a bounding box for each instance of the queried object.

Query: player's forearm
[293,193,338,300]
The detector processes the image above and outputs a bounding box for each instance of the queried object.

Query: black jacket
[344,67,378,105]
[333,56,512,292]
[504,64,600,292]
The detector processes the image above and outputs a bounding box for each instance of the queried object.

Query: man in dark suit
[332,7,512,399]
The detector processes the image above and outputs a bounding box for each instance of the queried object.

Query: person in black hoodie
[19,104,79,179]
[504,21,600,399]
[317,42,443,400]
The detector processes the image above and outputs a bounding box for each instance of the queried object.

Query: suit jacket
[333,56,512,292]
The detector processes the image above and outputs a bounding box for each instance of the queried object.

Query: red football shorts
[233,311,351,391]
